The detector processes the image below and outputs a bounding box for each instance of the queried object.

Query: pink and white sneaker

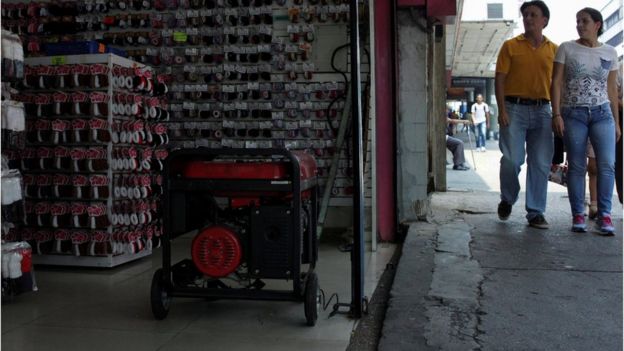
[571,214,587,232]
[597,215,615,236]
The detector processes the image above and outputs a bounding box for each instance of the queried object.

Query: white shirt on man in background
[471,100,490,125]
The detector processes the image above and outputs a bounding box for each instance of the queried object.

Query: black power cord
[320,288,352,319]
[326,43,350,135]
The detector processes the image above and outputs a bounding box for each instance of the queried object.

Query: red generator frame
[150,148,320,326]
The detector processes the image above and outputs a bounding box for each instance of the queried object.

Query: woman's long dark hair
[578,7,604,36]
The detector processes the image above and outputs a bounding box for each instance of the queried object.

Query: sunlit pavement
[380,136,623,351]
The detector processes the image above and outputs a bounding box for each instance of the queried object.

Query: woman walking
[551,7,622,235]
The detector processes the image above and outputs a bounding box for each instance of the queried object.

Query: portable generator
[150,148,320,326]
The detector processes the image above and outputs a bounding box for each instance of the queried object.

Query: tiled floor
[2,233,395,351]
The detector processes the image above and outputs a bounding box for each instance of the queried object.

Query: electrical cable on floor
[320,288,352,319]
[322,241,359,319]
[320,288,339,311]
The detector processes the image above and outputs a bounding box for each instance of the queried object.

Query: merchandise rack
[21,53,167,267]
[2,29,38,300]
[32,248,152,268]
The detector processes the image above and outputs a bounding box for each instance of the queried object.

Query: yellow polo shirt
[496,34,558,100]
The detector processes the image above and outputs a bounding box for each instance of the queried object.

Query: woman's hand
[552,115,565,137]
[616,123,622,142]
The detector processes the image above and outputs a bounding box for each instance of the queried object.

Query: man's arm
[447,118,470,125]
[470,106,476,125]
[495,72,508,127]
[550,62,565,137]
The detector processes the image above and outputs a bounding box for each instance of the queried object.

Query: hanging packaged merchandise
[1,169,23,206]
[1,241,37,301]
[1,100,25,132]
[1,30,24,81]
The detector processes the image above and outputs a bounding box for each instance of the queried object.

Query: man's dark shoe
[497,201,512,220]
[452,164,470,171]
[528,214,549,229]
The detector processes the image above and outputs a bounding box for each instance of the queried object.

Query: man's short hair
[520,1,550,28]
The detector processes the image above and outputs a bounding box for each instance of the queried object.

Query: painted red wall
[397,0,456,18]
[427,0,457,17]
[396,0,425,6]
[374,0,396,241]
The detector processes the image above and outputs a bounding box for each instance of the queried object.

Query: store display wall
[2,30,38,297]
[2,0,373,223]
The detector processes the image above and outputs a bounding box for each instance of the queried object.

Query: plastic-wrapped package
[1,160,25,226]
[1,169,23,205]
[1,30,24,81]
[1,241,37,300]
[1,100,25,132]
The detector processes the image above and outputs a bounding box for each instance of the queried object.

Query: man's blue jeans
[475,122,486,148]
[562,102,615,217]
[499,102,553,220]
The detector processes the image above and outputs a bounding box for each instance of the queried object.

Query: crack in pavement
[480,266,622,273]
[456,209,494,215]
[423,220,484,350]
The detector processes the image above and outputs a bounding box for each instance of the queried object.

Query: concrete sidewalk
[379,140,623,350]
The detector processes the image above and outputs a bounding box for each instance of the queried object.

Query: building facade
[601,0,623,62]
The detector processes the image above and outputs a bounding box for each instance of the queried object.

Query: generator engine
[172,151,317,281]
[191,200,314,281]
[151,148,320,326]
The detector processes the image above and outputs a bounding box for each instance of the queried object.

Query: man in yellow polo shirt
[495,0,557,229]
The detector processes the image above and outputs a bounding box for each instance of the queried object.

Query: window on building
[487,3,503,19]
[604,10,622,32]
[606,31,623,47]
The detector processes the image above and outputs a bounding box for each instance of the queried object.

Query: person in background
[551,7,621,235]
[494,0,557,229]
[552,136,565,165]
[457,102,468,133]
[616,64,623,204]
[586,144,598,219]
[459,101,467,117]
[446,116,471,171]
[471,94,490,152]
[552,130,599,220]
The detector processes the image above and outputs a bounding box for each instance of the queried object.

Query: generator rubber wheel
[304,272,320,326]
[150,269,171,320]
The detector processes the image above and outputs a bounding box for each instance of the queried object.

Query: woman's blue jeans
[499,102,553,220]
[562,102,616,217]
[475,122,486,148]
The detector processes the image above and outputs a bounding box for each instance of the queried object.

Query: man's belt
[505,96,550,106]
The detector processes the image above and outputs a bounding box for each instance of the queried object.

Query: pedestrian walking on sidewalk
[550,7,621,235]
[615,65,623,205]
[494,0,557,229]
[471,94,490,152]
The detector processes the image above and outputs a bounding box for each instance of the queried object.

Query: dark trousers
[616,116,623,203]
[552,136,565,164]
[447,136,465,166]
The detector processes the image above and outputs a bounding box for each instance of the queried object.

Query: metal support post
[349,0,365,319]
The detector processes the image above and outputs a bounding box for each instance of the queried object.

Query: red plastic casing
[181,151,317,181]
